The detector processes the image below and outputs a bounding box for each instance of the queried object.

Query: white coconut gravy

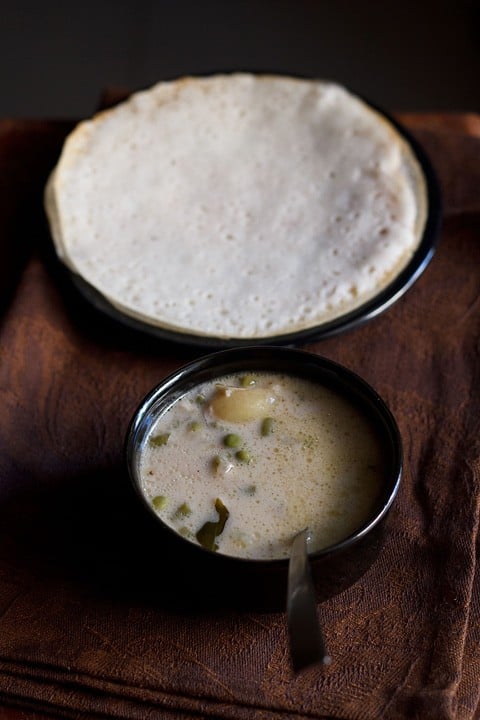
[139,371,384,559]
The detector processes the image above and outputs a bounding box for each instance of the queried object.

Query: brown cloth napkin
[0,111,479,720]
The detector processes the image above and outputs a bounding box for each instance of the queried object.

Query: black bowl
[125,346,402,612]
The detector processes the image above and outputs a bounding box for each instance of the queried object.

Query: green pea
[174,502,192,518]
[152,495,168,510]
[188,421,202,432]
[211,455,222,473]
[261,417,274,436]
[236,449,252,463]
[178,526,193,539]
[239,374,256,387]
[149,432,170,447]
[224,433,241,448]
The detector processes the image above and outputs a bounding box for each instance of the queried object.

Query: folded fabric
[0,112,478,720]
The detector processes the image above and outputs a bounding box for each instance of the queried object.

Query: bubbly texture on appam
[45,73,428,339]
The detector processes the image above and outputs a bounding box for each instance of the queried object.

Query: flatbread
[45,73,428,339]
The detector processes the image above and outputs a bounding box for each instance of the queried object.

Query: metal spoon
[287,527,331,672]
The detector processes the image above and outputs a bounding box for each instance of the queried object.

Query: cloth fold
[0,111,478,720]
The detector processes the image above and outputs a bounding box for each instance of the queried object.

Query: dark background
[1,0,479,120]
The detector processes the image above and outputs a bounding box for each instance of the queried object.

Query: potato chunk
[208,386,276,423]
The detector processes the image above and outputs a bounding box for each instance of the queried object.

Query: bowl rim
[125,346,403,566]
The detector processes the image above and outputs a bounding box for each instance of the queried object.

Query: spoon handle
[287,528,331,672]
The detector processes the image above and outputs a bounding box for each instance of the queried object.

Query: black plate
[56,100,442,351]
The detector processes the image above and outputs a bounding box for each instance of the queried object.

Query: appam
[45,73,440,346]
